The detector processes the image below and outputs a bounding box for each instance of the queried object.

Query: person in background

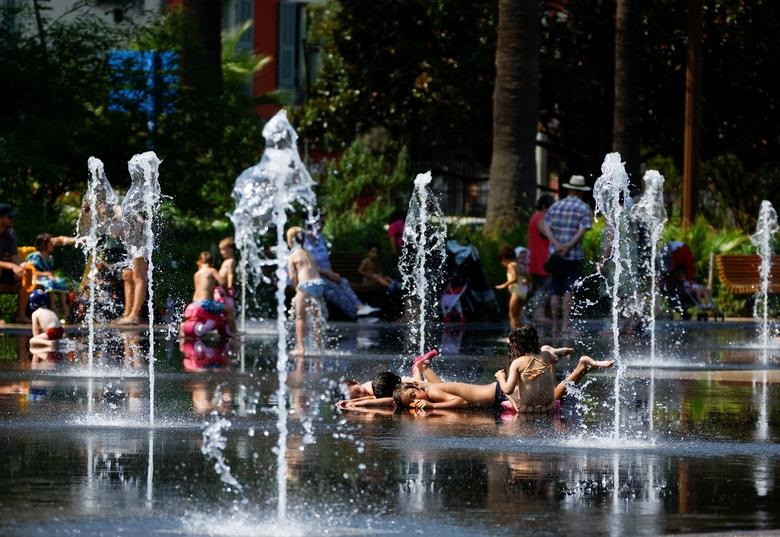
[358,242,399,292]
[538,176,592,336]
[386,210,406,258]
[287,226,325,356]
[495,244,529,329]
[527,194,555,323]
[25,233,76,318]
[304,227,380,319]
[0,203,28,323]
[464,182,486,217]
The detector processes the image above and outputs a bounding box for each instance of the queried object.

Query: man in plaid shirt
[539,175,592,335]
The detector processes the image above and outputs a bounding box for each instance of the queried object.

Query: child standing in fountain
[287,226,325,356]
[495,244,529,328]
[216,237,238,333]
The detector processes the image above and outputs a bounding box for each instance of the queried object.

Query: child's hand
[411,399,429,411]
[495,369,506,381]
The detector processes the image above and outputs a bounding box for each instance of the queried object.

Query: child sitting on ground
[495,323,615,413]
[216,237,238,333]
[28,290,64,348]
[495,244,529,328]
[358,242,398,291]
[181,252,234,338]
[287,226,325,356]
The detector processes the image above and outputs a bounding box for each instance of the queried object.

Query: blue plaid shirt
[544,195,592,260]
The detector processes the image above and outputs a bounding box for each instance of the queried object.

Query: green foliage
[294,0,497,162]
[0,8,277,229]
[319,133,409,252]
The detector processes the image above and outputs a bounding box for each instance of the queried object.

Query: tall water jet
[123,151,162,423]
[592,152,630,438]
[751,200,777,349]
[76,158,118,370]
[230,110,317,519]
[399,172,447,355]
[632,170,667,363]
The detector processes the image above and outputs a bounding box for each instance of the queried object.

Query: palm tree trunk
[486,0,539,232]
[181,0,223,96]
[613,0,641,187]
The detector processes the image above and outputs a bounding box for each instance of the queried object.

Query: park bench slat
[715,254,780,294]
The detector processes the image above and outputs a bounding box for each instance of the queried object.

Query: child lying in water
[392,323,614,413]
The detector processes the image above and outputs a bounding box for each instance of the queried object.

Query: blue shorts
[550,260,582,296]
[298,278,325,298]
[197,299,225,314]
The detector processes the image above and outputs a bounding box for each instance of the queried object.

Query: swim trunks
[45,326,64,340]
[297,278,325,298]
[197,299,224,314]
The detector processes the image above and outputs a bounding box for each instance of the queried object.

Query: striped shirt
[544,195,592,260]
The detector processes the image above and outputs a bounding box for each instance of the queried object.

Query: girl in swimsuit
[495,323,615,413]
[495,244,529,328]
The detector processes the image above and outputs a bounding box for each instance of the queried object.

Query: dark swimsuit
[494,381,508,408]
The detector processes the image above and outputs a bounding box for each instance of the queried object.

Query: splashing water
[76,157,118,370]
[227,110,317,519]
[632,170,667,364]
[399,172,447,356]
[202,400,243,491]
[124,152,162,423]
[231,111,317,331]
[592,152,630,438]
[750,200,778,348]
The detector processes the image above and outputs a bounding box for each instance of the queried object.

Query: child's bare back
[193,264,221,302]
[497,353,557,413]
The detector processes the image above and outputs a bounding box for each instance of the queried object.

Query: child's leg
[508,294,521,328]
[129,257,148,321]
[310,298,322,351]
[121,268,134,318]
[416,361,444,384]
[554,355,615,400]
[293,292,306,354]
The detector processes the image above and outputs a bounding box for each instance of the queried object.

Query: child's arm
[338,396,394,408]
[211,267,225,287]
[540,345,573,364]
[495,356,525,394]
[287,255,298,288]
[495,263,518,290]
[31,313,41,337]
[417,395,467,410]
[224,259,235,289]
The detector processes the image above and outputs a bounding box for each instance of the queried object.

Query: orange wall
[254,0,281,118]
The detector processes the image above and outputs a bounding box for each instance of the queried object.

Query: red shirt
[528,210,550,277]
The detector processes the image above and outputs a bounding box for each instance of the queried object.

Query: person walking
[527,194,555,323]
[538,175,592,335]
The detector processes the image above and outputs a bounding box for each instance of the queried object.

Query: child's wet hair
[198,251,213,265]
[219,237,235,251]
[499,244,516,261]
[392,382,417,408]
[507,323,540,362]
[371,371,401,398]
[286,226,305,247]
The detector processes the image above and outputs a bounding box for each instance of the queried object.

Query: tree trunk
[181,0,223,96]
[613,0,641,188]
[486,0,539,232]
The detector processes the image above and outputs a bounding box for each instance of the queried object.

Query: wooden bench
[328,251,387,304]
[715,254,780,294]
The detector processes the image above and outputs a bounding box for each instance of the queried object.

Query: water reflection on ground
[0,320,778,536]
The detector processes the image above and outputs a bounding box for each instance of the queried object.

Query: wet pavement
[0,320,778,536]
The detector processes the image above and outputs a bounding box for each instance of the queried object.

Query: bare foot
[579,355,615,370]
[113,315,140,326]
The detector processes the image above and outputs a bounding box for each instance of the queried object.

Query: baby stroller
[441,240,500,323]
[660,242,724,321]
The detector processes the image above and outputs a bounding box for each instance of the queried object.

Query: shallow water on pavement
[0,320,778,536]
